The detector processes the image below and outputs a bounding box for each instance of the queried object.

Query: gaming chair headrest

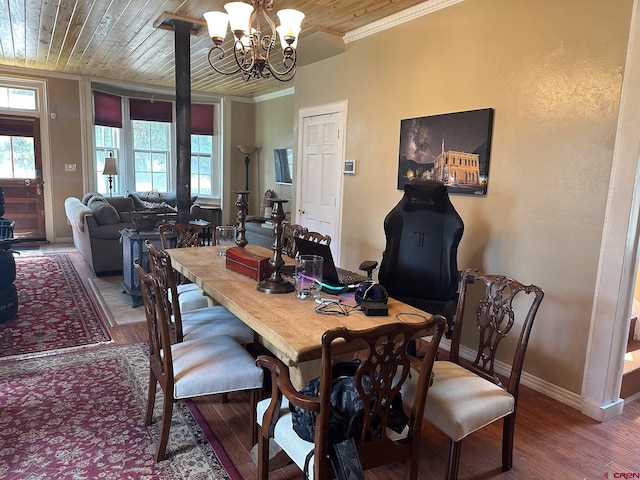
[354,281,389,305]
[402,180,450,213]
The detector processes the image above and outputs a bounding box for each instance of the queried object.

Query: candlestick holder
[257,199,294,294]
[234,191,249,247]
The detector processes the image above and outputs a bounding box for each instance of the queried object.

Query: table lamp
[102,153,118,197]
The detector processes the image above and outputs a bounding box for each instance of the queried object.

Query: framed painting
[397,108,494,195]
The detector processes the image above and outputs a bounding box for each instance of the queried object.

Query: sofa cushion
[90,200,121,225]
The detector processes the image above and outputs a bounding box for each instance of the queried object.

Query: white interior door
[297,105,345,263]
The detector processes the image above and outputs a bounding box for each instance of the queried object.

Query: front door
[297,108,345,263]
[0,115,46,240]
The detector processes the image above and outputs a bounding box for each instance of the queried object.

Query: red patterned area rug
[0,253,111,359]
[0,342,242,480]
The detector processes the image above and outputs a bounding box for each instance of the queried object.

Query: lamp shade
[204,11,230,44]
[237,145,256,156]
[103,157,118,176]
[225,2,253,36]
[276,9,304,39]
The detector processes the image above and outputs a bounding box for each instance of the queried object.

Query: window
[94,125,120,195]
[191,135,213,196]
[0,87,36,111]
[132,120,170,192]
[92,90,219,199]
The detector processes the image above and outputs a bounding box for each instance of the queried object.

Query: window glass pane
[200,135,212,152]
[135,151,151,172]
[0,87,36,110]
[152,152,167,172]
[132,120,150,149]
[135,172,152,192]
[151,123,168,150]
[0,136,11,176]
[153,172,167,191]
[0,135,35,178]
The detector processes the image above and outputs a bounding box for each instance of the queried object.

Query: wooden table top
[167,245,433,366]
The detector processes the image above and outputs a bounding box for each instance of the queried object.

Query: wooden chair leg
[446,439,462,480]
[155,391,174,462]
[250,389,258,447]
[502,413,516,471]
[145,369,157,426]
[257,428,270,480]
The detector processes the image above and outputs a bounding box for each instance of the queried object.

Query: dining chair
[256,315,447,480]
[158,222,214,249]
[158,222,214,313]
[134,260,264,462]
[145,240,255,345]
[288,227,331,259]
[281,223,307,258]
[402,268,544,479]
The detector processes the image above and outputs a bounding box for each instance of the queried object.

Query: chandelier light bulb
[276,25,298,49]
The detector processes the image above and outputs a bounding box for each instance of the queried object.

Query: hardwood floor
[61,245,640,480]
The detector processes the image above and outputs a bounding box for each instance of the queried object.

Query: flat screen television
[274,148,293,184]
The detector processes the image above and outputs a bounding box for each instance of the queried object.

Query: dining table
[167,244,435,387]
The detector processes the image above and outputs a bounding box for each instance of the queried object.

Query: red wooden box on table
[225,246,272,281]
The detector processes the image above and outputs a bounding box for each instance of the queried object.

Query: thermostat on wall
[343,159,357,175]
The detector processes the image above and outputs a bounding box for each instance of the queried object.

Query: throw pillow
[90,201,121,225]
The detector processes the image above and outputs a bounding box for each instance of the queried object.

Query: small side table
[191,205,222,226]
[120,228,175,307]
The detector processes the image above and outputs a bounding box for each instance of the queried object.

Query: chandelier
[204,1,304,82]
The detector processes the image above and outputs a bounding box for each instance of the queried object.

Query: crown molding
[344,0,465,44]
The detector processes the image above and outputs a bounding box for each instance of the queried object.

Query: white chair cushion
[176,285,209,312]
[171,334,263,399]
[180,306,256,344]
[402,361,514,442]
[257,397,315,478]
[176,283,200,294]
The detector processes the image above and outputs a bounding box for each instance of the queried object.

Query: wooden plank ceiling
[0,0,432,98]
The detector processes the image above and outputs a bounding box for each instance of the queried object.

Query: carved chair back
[450,268,545,397]
[158,222,213,250]
[146,240,185,342]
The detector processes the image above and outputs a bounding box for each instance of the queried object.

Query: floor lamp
[103,153,118,197]
[237,145,256,192]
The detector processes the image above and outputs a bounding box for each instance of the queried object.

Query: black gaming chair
[377,180,464,336]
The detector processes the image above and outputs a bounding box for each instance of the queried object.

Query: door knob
[24,179,31,186]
